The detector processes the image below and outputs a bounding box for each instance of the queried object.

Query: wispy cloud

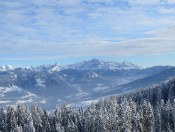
[167,0,175,4]
[129,0,161,5]
[0,0,175,61]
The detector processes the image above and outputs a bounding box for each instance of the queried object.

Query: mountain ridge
[64,59,142,71]
[0,59,142,72]
[1,59,172,73]
[0,59,174,109]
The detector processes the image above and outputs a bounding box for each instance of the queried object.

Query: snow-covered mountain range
[64,59,141,70]
[2,59,141,72]
[0,59,173,109]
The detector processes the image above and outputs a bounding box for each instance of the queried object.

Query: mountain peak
[120,61,141,70]
[32,63,62,72]
[90,58,100,62]
[65,59,141,70]
[0,65,16,71]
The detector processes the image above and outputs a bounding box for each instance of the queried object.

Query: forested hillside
[1,78,175,132]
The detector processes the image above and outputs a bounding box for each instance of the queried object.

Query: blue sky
[1,0,175,67]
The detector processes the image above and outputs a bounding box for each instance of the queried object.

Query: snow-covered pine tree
[84,102,97,132]
[16,104,26,128]
[0,108,7,132]
[6,106,17,132]
[128,98,137,132]
[30,105,42,132]
[154,106,161,132]
[23,111,35,132]
[41,110,51,132]
[140,100,154,132]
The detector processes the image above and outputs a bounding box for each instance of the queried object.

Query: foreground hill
[91,67,175,99]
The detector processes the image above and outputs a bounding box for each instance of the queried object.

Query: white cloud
[167,0,175,4]
[158,7,175,14]
[147,26,175,38]
[57,0,81,6]
[129,0,161,5]
[1,25,175,59]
